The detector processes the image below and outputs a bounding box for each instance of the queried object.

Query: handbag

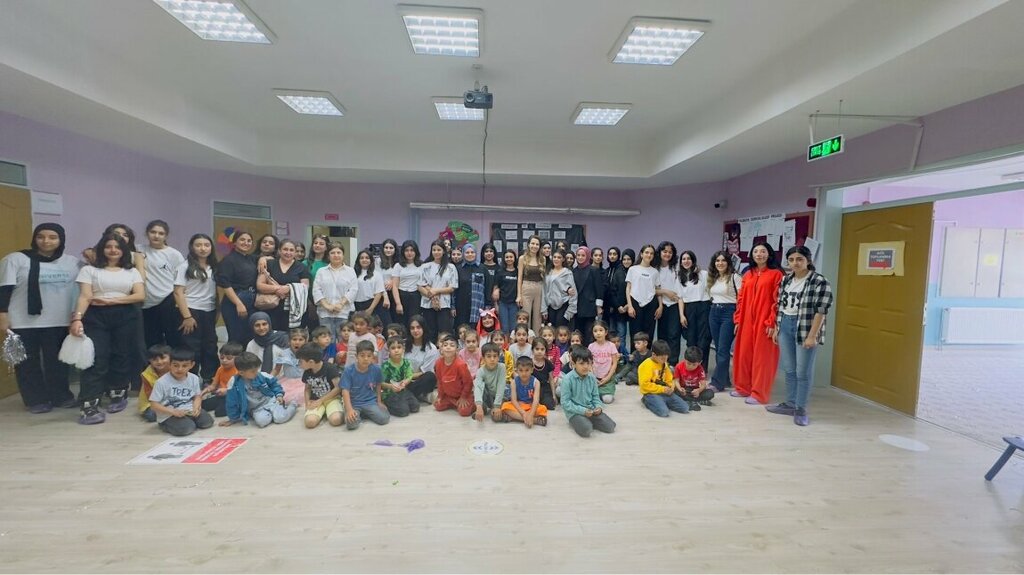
[254,273,282,310]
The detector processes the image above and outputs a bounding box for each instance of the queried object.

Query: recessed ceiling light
[273,90,345,116]
[398,5,482,57]
[432,98,485,121]
[572,103,631,126]
[609,17,709,65]
[152,0,275,44]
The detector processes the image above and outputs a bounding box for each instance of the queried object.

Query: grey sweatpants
[159,410,215,436]
[569,413,616,437]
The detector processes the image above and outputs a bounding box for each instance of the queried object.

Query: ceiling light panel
[399,5,482,57]
[572,103,631,126]
[273,90,345,116]
[610,17,709,65]
[432,98,484,121]
[152,0,275,44]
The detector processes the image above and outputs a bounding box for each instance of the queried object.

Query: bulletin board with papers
[723,211,815,266]
[489,223,588,255]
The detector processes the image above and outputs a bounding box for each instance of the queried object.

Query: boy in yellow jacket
[637,340,690,417]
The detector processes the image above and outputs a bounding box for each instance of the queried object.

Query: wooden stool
[985,436,1024,481]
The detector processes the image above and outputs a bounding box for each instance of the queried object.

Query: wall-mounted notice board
[722,211,815,265]
[489,223,587,254]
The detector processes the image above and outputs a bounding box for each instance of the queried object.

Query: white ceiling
[1,0,1023,189]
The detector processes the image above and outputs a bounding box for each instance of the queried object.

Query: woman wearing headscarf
[603,247,628,355]
[572,246,604,345]
[0,223,80,413]
[245,312,291,373]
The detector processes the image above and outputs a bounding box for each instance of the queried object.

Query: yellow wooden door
[0,184,34,398]
[831,203,932,415]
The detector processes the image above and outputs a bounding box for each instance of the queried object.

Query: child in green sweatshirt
[559,346,616,438]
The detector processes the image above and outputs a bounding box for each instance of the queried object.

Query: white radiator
[941,307,1024,344]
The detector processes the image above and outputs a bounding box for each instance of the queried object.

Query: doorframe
[813,147,1024,393]
[306,221,359,266]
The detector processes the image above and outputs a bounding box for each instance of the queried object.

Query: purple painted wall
[0,110,722,256]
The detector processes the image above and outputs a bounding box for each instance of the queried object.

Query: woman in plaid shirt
[767,245,834,426]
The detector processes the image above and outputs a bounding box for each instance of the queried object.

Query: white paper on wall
[783,219,796,246]
[553,231,566,240]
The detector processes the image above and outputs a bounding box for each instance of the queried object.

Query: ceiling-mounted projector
[464,85,493,109]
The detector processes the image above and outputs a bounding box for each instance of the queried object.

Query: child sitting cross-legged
[473,342,508,423]
[139,344,172,423]
[340,340,391,430]
[675,346,715,411]
[638,340,690,417]
[559,346,616,438]
[201,341,242,418]
[616,331,651,386]
[220,352,298,427]
[296,343,343,428]
[433,334,474,417]
[148,348,214,436]
[381,336,420,417]
[501,356,549,427]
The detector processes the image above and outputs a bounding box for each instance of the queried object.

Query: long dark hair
[104,223,138,252]
[678,250,701,285]
[406,314,431,352]
[502,248,518,270]
[747,241,781,272]
[185,233,218,281]
[785,245,816,272]
[656,241,677,270]
[307,234,330,265]
[399,240,422,267]
[354,249,376,280]
[706,250,737,294]
[480,242,498,265]
[380,238,399,270]
[93,233,134,269]
[428,240,452,276]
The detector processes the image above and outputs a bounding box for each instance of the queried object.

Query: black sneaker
[79,400,106,425]
[765,402,797,416]
[688,401,701,412]
[699,399,714,406]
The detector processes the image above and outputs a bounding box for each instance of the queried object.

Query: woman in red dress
[731,241,783,405]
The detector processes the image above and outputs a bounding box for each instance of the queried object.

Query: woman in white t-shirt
[391,240,423,330]
[71,233,145,425]
[140,219,185,348]
[625,244,662,339]
[353,249,386,322]
[706,251,742,392]
[312,243,358,342]
[173,234,219,381]
[0,223,80,413]
[678,250,712,371]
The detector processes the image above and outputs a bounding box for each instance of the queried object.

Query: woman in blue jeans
[766,246,833,426]
[493,249,520,336]
[706,251,742,392]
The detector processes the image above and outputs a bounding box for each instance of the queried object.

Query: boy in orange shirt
[201,341,243,417]
[433,334,474,417]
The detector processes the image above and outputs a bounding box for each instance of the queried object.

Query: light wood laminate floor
[1,383,1022,573]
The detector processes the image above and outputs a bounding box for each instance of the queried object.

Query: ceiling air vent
[213,201,271,220]
[0,160,28,187]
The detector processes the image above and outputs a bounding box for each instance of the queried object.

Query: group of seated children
[140,309,716,438]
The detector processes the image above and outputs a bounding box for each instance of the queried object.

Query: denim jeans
[346,403,391,430]
[778,314,818,409]
[498,301,519,336]
[642,392,690,417]
[708,303,736,390]
[318,316,348,344]
[607,312,629,355]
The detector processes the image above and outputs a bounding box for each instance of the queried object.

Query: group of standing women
[0,220,831,427]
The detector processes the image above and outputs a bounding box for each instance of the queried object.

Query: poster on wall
[490,222,587,252]
[723,211,815,266]
[438,220,480,248]
[857,241,905,276]
[214,218,274,259]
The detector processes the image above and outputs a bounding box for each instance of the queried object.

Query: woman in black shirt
[493,249,520,336]
[216,231,258,345]
[257,239,310,331]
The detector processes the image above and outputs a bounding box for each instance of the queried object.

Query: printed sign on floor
[128,438,248,465]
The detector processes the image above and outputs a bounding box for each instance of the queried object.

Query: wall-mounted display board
[722,211,815,266]
[489,223,587,255]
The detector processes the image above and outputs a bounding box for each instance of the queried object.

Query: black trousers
[421,308,453,342]
[220,289,256,346]
[180,308,219,380]
[354,299,392,328]
[574,316,596,346]
[80,304,140,404]
[143,294,182,348]
[407,372,437,398]
[657,303,682,365]
[395,290,422,330]
[547,303,572,329]
[12,326,73,407]
[159,410,214,436]
[681,300,712,371]
[383,389,420,417]
[629,297,658,342]
[201,394,226,417]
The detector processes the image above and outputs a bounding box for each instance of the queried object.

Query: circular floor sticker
[469,439,504,455]
[878,434,930,452]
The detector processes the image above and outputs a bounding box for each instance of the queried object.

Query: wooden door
[831,203,932,415]
[0,184,33,398]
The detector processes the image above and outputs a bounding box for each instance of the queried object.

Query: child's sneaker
[141,407,157,422]
[106,389,128,413]
[79,400,106,425]
[688,401,701,412]
[534,415,547,426]
[699,399,714,407]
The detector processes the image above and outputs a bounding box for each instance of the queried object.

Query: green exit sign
[807,134,844,162]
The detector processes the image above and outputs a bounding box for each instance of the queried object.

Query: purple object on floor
[370,439,425,453]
